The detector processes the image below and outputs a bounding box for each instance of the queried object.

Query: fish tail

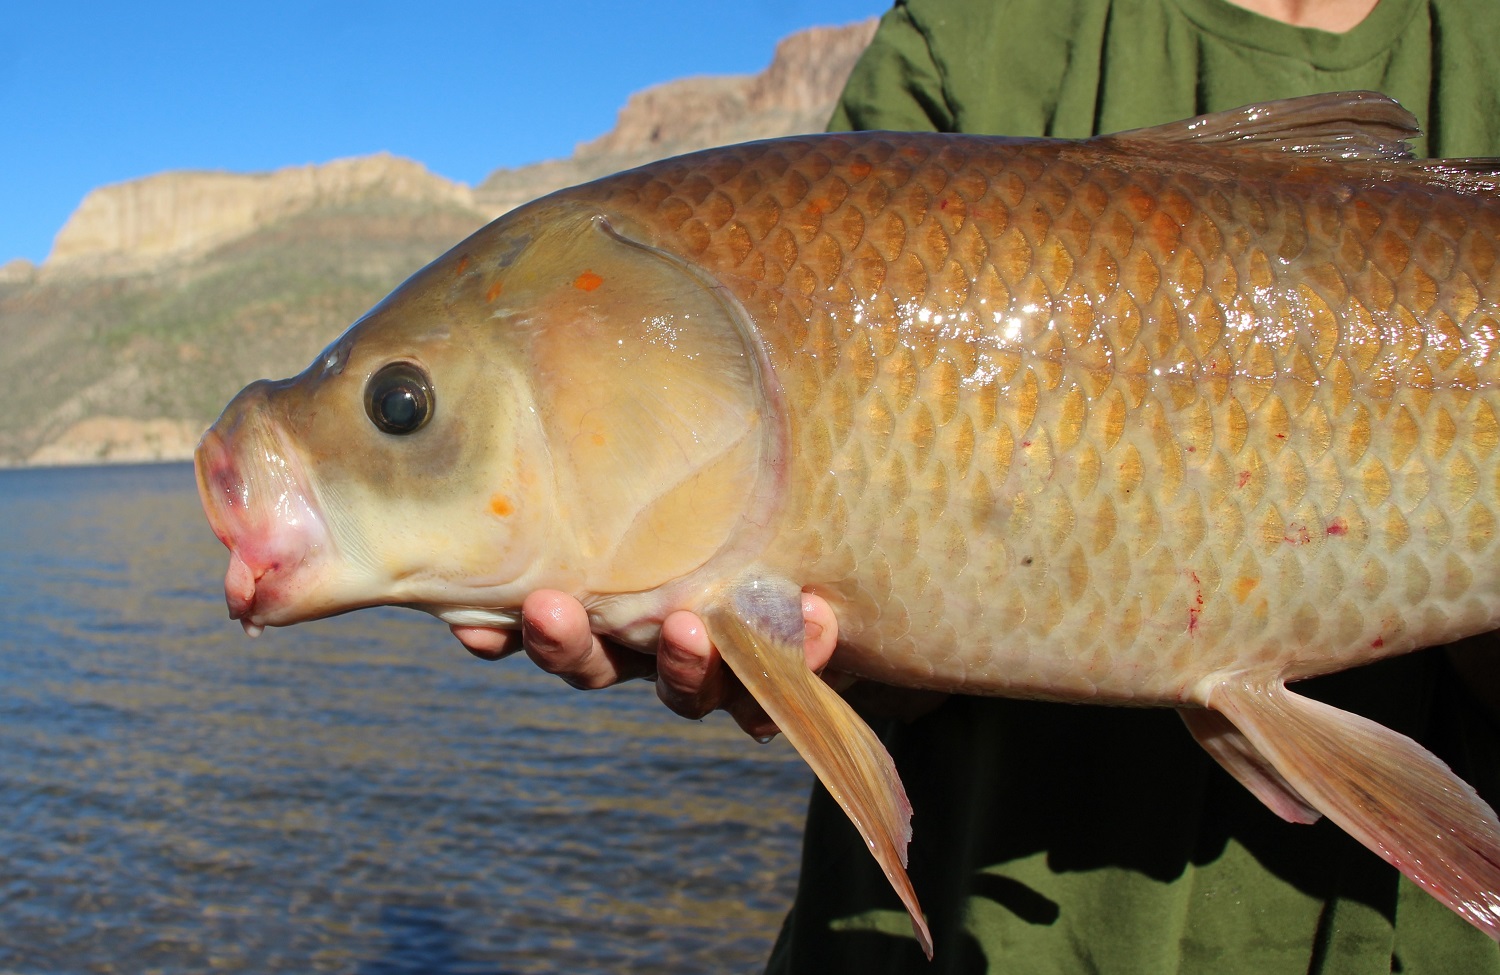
[1206,677,1500,938]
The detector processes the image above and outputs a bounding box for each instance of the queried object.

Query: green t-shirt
[830,0,1500,158]
[768,1,1500,972]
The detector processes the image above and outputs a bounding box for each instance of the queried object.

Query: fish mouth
[194,401,332,635]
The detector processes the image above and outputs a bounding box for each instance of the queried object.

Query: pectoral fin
[702,578,933,958]
[1206,677,1500,938]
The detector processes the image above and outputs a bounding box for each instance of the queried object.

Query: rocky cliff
[473,21,877,213]
[7,20,875,467]
[47,154,478,277]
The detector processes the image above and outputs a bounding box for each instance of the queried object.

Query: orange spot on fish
[590,433,606,446]
[1326,518,1349,537]
[489,494,514,517]
[848,159,872,181]
[1237,470,1252,488]
[455,255,471,276]
[1232,576,1260,603]
[806,198,829,215]
[485,281,504,302]
[574,270,604,291]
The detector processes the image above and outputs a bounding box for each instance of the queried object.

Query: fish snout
[194,387,330,634]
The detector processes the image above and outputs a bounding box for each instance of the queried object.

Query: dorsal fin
[1103,91,1419,163]
[1411,159,1500,195]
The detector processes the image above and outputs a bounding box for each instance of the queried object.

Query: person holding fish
[480,0,1500,970]
[194,0,1500,962]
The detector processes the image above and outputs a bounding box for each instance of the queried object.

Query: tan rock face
[27,417,205,467]
[474,19,878,213]
[580,21,879,159]
[46,154,478,276]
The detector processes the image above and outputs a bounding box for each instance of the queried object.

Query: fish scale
[196,93,1500,953]
[568,124,1500,702]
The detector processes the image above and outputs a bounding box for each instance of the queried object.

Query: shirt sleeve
[828,2,951,134]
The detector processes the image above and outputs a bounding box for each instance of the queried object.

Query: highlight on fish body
[195,91,1500,957]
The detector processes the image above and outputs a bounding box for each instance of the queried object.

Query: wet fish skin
[571,101,1500,703]
[196,93,1500,955]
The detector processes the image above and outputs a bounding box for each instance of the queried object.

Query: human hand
[450,590,841,739]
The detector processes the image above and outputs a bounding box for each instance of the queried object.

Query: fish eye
[365,361,434,435]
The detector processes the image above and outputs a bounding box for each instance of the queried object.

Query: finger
[726,685,781,741]
[521,590,656,688]
[656,610,728,719]
[450,624,520,661]
[800,592,839,671]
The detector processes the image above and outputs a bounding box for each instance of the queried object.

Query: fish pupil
[381,389,418,426]
[365,362,433,435]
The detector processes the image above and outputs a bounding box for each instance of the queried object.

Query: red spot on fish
[1371,636,1385,649]
[1237,470,1251,488]
[1021,440,1032,448]
[940,198,949,210]
[1186,446,1196,452]
[489,494,514,517]
[455,255,471,276]
[574,271,604,291]
[848,159,872,181]
[485,281,504,303]
[1326,518,1349,537]
[1187,570,1204,635]
[1275,433,1287,439]
[1284,524,1312,546]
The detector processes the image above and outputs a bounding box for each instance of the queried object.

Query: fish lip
[194,421,328,630]
[194,428,243,554]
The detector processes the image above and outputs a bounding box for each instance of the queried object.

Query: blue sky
[1,0,883,266]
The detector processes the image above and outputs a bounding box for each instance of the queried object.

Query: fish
[196,91,1500,957]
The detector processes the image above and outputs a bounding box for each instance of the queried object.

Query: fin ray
[1179,707,1321,824]
[1209,677,1500,938]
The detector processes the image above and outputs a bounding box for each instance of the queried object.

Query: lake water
[0,463,811,973]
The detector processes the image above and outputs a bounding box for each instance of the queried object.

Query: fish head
[196,200,775,636]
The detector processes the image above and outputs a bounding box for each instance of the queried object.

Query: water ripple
[0,464,809,973]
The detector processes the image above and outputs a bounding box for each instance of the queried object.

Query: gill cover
[490,206,775,594]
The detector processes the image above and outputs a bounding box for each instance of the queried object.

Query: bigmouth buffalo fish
[196,92,1500,955]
